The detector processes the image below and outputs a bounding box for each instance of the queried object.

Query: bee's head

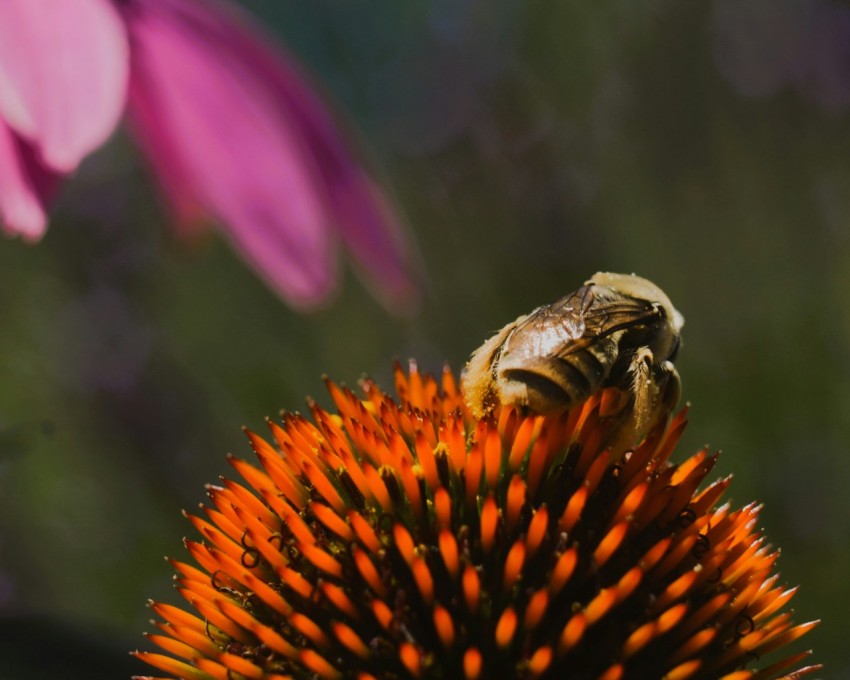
[589,271,684,360]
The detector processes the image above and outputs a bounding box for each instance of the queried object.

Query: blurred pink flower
[0,0,128,239]
[0,0,416,310]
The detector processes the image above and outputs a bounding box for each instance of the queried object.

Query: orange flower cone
[134,361,818,680]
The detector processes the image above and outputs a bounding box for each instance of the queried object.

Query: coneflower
[134,361,818,679]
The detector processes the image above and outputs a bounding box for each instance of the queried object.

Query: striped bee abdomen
[496,335,618,414]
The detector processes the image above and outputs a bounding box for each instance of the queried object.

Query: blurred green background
[1,1,848,677]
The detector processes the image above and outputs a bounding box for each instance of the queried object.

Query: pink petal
[326,172,420,310]
[0,0,129,172]
[125,67,206,234]
[197,1,419,308]
[123,0,337,307]
[0,119,59,241]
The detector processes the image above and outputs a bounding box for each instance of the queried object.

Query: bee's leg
[632,352,682,434]
[604,348,653,459]
[628,347,656,438]
[607,352,682,460]
[652,360,682,419]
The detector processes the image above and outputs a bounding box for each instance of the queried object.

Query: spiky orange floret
[134,361,819,680]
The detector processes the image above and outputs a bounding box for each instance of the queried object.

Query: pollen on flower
[134,360,819,680]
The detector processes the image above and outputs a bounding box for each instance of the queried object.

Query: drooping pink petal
[123,0,338,307]
[324,172,419,310]
[124,64,206,234]
[0,120,61,241]
[191,0,419,308]
[0,0,129,173]
[122,0,417,310]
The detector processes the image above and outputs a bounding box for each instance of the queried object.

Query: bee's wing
[505,286,596,358]
[534,286,660,358]
[580,298,660,336]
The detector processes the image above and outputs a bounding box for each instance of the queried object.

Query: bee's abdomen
[497,343,612,414]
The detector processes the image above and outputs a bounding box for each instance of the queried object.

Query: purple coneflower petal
[0,0,128,172]
[325,172,418,310]
[229,23,418,307]
[123,0,416,309]
[0,120,59,240]
[123,0,338,307]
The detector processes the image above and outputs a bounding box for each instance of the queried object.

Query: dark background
[0,1,847,677]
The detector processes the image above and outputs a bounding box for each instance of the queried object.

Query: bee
[462,272,684,449]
